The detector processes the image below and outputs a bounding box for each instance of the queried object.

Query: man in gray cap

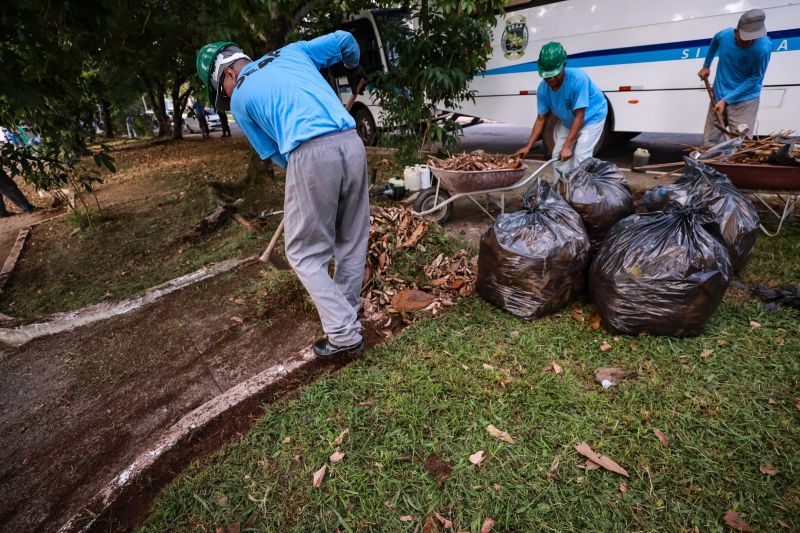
[698,9,773,146]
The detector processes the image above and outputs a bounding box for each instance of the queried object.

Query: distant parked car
[183,109,221,133]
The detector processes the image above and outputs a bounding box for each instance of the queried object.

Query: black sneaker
[312,338,365,359]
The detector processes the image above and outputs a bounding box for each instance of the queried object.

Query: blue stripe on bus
[482,29,800,76]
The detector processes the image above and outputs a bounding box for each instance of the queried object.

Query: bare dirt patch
[0,262,322,532]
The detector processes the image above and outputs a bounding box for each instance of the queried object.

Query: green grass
[140,228,800,532]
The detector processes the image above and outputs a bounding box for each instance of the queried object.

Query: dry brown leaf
[700,349,714,358]
[776,337,785,345]
[717,339,728,346]
[585,460,601,471]
[629,341,639,351]
[312,464,327,488]
[486,424,514,444]
[480,518,496,533]
[600,341,613,352]
[619,482,628,493]
[461,364,470,371]
[749,320,762,328]
[574,442,629,478]
[509,330,519,338]
[767,397,777,405]
[392,289,437,312]
[594,367,630,387]
[281,436,291,444]
[542,361,563,375]
[589,312,602,330]
[333,429,349,447]
[549,454,560,472]
[759,464,779,476]
[423,455,453,482]
[399,515,415,522]
[434,512,454,530]
[330,451,345,463]
[482,363,494,371]
[230,316,244,323]
[724,509,755,532]
[469,450,486,466]
[653,428,669,448]
[570,307,585,322]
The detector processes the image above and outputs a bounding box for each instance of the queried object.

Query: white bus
[336,1,800,151]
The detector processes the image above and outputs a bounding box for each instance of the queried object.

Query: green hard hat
[538,42,567,78]
[196,41,236,109]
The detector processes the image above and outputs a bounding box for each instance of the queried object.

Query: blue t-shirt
[537,68,607,129]
[704,27,772,105]
[230,31,359,167]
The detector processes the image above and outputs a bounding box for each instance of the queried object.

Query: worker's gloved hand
[346,65,369,95]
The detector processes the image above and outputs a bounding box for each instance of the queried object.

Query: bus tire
[354,107,378,146]
[542,114,612,157]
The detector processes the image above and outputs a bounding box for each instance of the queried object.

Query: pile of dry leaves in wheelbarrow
[362,206,476,332]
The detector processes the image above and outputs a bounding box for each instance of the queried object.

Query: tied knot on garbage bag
[555,158,634,252]
[637,158,759,272]
[590,205,732,337]
[477,181,590,319]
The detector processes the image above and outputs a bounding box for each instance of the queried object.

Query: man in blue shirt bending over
[699,9,772,147]
[196,32,370,359]
[515,42,608,175]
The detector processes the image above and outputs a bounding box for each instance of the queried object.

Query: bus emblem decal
[502,15,528,60]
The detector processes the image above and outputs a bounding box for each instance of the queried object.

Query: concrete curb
[58,346,316,533]
[0,256,256,346]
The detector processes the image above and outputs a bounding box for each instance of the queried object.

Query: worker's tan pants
[552,119,606,176]
[702,97,760,147]
[283,129,369,346]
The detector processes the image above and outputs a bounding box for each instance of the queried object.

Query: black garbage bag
[590,207,732,337]
[637,158,759,272]
[477,181,590,319]
[556,158,634,251]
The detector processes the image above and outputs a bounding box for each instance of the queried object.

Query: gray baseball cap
[737,9,767,40]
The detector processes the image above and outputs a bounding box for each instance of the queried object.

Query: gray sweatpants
[284,129,369,346]
[702,97,760,147]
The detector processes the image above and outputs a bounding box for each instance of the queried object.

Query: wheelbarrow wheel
[414,187,453,224]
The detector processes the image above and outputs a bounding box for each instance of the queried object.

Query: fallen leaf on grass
[399,515,415,522]
[619,482,628,493]
[486,424,514,444]
[589,312,602,330]
[749,320,762,329]
[796,398,800,412]
[434,512,453,529]
[481,518,496,533]
[312,465,327,488]
[717,339,728,346]
[759,464,779,476]
[216,524,240,533]
[776,337,785,345]
[424,455,453,482]
[469,450,486,466]
[570,307,585,322]
[653,428,669,448]
[574,442,629,478]
[600,341,613,352]
[330,451,345,463]
[392,289,436,312]
[281,436,291,444]
[509,330,519,338]
[461,364,469,371]
[629,341,639,351]
[724,509,755,532]
[700,349,714,358]
[333,429,349,447]
[577,460,601,471]
[594,367,630,388]
[549,454,560,472]
[482,363,494,371]
[230,316,244,323]
[543,362,563,374]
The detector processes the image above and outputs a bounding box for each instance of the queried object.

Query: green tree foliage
[369,0,506,153]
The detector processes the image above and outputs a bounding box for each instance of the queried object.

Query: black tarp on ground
[477,181,590,319]
[590,207,732,337]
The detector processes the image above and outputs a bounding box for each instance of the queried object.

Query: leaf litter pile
[427,151,523,171]
[362,206,476,330]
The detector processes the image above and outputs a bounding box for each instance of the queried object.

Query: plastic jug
[403,166,421,191]
[417,164,432,189]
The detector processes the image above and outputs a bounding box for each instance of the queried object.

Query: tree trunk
[170,77,185,140]
[142,73,169,137]
[101,98,114,138]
